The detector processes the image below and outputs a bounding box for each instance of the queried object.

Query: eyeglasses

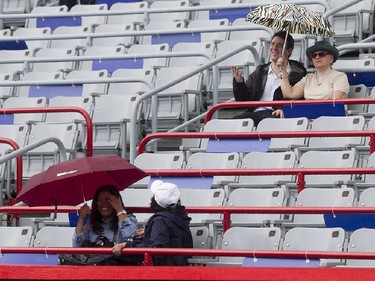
[311,51,330,59]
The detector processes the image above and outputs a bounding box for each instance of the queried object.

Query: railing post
[370,132,375,154]
[222,211,231,233]
[297,173,306,193]
[143,252,152,266]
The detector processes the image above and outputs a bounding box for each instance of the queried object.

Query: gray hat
[306,40,339,62]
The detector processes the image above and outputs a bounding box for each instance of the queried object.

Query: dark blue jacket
[140,209,193,266]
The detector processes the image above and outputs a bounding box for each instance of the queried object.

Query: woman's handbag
[58,236,114,266]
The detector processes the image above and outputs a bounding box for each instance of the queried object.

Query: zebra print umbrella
[246,3,334,53]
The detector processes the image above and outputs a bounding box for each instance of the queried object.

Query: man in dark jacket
[112,180,193,266]
[232,31,307,126]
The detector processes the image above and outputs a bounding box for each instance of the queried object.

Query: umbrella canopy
[16,155,148,207]
[246,3,334,38]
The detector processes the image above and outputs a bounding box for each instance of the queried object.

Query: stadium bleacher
[1,0,375,279]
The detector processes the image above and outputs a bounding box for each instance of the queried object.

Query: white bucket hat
[150,180,181,208]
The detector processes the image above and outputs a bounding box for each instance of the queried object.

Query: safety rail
[205,98,375,123]
[0,106,93,195]
[1,206,375,267]
[2,205,375,233]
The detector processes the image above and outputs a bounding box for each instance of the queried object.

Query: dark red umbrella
[16,155,148,207]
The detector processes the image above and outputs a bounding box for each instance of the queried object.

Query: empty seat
[188,118,254,152]
[0,49,33,75]
[288,188,355,227]
[0,226,33,247]
[282,227,346,266]
[31,48,77,73]
[256,117,309,152]
[2,97,48,124]
[306,115,366,151]
[13,27,52,50]
[120,188,153,225]
[127,43,169,69]
[85,94,141,158]
[206,227,281,266]
[180,188,225,225]
[17,71,65,98]
[346,228,375,267]
[49,25,91,50]
[346,84,368,115]
[132,152,185,187]
[147,66,204,131]
[34,226,75,247]
[228,151,296,192]
[65,69,109,96]
[80,45,126,72]
[290,150,356,189]
[69,3,108,27]
[23,122,80,179]
[92,24,134,47]
[185,152,240,186]
[140,21,186,46]
[187,19,230,43]
[226,188,286,226]
[26,5,69,29]
[107,68,154,96]
[148,0,190,23]
[107,1,149,28]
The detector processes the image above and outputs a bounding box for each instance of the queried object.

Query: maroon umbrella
[16,155,148,207]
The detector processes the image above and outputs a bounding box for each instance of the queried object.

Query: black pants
[233,109,280,126]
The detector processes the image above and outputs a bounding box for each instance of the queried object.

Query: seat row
[2,224,375,268]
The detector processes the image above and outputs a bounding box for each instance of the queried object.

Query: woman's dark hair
[150,196,184,213]
[272,31,294,50]
[90,185,124,235]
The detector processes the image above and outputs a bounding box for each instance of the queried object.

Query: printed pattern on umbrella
[246,3,334,37]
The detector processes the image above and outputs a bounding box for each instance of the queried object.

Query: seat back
[107,1,149,25]
[132,152,184,187]
[120,188,153,225]
[180,188,225,224]
[185,152,240,185]
[2,97,48,124]
[187,19,230,42]
[34,226,75,247]
[31,48,76,73]
[308,116,365,150]
[346,228,375,267]
[92,23,134,47]
[227,188,286,225]
[13,27,52,50]
[298,150,356,186]
[256,117,309,151]
[0,226,33,247]
[293,188,355,225]
[240,151,297,185]
[80,45,126,71]
[217,227,281,265]
[108,68,154,96]
[282,227,345,252]
[127,43,169,68]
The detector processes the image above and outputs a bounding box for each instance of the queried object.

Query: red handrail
[204,98,375,123]
[2,205,375,233]
[137,131,375,155]
[0,107,93,195]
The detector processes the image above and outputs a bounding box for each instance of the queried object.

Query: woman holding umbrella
[73,185,138,247]
[278,40,349,100]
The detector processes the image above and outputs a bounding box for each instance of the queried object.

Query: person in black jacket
[112,180,193,266]
[232,30,307,126]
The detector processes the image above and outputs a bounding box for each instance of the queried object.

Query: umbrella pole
[281,29,289,58]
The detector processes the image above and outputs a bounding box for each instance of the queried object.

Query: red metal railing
[1,205,375,267]
[0,107,93,194]
[2,205,375,235]
[204,98,375,123]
